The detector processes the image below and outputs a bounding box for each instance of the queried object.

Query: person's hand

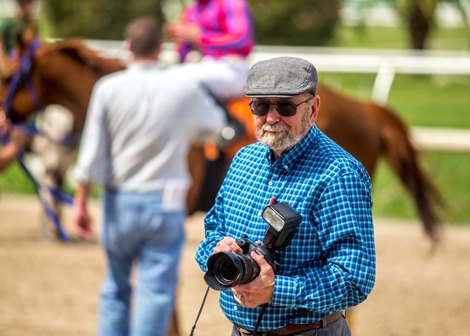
[164,21,201,46]
[72,203,93,240]
[0,122,29,172]
[232,251,275,308]
[0,111,11,136]
[0,53,19,80]
[213,236,244,254]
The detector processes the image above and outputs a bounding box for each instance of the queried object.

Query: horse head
[0,38,125,132]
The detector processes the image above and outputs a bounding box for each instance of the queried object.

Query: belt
[235,311,344,336]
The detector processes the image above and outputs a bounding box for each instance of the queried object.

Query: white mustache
[262,123,289,132]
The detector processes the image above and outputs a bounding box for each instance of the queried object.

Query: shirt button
[234,306,238,311]
[268,181,273,186]
[284,165,289,170]
[257,211,262,216]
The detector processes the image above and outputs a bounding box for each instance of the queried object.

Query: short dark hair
[124,17,161,56]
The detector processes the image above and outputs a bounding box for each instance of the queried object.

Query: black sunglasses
[248,96,313,117]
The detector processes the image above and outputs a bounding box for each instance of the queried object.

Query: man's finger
[251,250,268,265]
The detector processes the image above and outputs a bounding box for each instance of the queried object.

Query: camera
[204,202,301,291]
[204,236,278,291]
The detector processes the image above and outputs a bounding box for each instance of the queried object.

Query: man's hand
[0,111,10,136]
[213,236,243,255]
[0,119,29,172]
[72,203,93,240]
[72,183,93,240]
[232,251,275,308]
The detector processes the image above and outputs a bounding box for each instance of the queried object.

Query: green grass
[0,163,36,195]
[321,73,470,128]
[372,152,470,224]
[330,24,470,51]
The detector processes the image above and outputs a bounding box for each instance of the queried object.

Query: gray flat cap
[244,56,318,98]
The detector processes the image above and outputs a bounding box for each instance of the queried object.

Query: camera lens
[204,252,260,290]
[213,253,242,286]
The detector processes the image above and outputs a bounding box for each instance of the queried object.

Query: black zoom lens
[204,252,260,290]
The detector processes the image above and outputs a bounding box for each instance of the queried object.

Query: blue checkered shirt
[195,125,376,331]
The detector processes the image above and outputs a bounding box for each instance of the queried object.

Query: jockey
[0,0,37,78]
[164,0,255,147]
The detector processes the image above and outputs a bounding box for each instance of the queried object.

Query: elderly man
[196,56,376,336]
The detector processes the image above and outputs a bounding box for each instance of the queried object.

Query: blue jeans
[98,189,185,336]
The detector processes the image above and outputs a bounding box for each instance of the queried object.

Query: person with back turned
[72,17,224,336]
[195,56,376,335]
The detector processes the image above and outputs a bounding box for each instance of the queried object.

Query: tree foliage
[40,0,340,46]
[41,0,164,39]
[248,0,341,46]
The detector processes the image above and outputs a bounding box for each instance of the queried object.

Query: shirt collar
[264,125,319,170]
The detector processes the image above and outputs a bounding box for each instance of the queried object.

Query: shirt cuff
[271,274,298,308]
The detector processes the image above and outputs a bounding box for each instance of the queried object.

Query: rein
[3,38,43,116]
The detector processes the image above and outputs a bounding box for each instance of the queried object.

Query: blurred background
[1,1,470,336]
[1,0,469,223]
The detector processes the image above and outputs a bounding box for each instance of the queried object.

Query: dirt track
[1,194,469,336]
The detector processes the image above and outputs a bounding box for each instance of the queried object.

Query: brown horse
[0,40,440,241]
[0,38,443,239]
[0,38,443,334]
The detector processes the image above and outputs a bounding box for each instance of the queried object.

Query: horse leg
[29,105,76,240]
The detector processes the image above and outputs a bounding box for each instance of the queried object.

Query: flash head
[262,202,301,250]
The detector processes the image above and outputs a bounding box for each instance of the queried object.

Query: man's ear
[310,95,321,124]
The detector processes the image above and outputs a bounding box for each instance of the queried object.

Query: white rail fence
[84,40,470,152]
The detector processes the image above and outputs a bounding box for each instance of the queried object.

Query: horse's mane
[48,39,126,77]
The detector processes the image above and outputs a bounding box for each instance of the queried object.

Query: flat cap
[244,56,318,98]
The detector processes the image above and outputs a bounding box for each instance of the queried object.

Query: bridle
[2,39,80,147]
[0,40,73,242]
[2,38,43,118]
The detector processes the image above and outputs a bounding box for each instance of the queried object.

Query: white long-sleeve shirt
[74,63,225,197]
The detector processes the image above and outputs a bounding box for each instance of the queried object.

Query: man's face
[253,93,319,156]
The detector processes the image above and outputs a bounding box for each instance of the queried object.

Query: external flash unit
[262,202,302,250]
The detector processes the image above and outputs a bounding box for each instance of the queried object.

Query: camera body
[236,235,280,273]
[204,202,302,291]
[204,236,279,291]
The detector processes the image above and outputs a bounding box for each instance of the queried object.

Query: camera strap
[188,286,269,336]
[188,285,211,336]
[251,303,268,335]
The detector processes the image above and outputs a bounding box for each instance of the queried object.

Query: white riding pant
[171,57,250,102]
